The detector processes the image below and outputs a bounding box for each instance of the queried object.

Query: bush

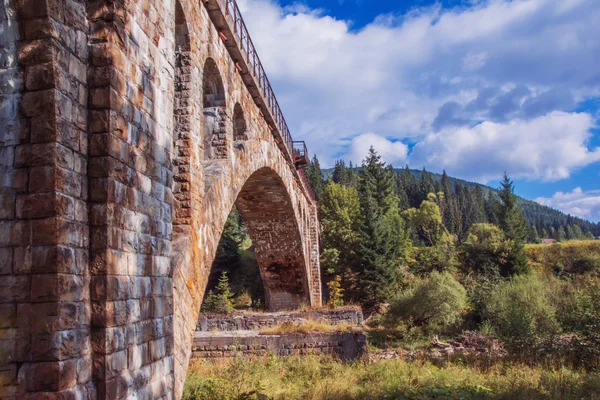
[571,252,600,274]
[386,271,467,332]
[483,274,560,352]
[461,223,513,277]
[557,279,600,369]
[201,272,234,314]
[326,275,345,308]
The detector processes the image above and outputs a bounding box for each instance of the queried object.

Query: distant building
[541,239,556,245]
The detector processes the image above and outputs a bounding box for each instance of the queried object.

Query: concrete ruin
[0,0,321,398]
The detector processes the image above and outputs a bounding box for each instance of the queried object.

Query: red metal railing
[224,0,294,158]
[223,0,316,201]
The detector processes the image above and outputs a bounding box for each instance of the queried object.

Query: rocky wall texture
[0,0,321,398]
[197,309,364,332]
[191,332,367,361]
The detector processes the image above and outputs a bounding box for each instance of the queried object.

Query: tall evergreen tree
[497,174,529,275]
[306,155,325,201]
[419,168,436,205]
[356,147,408,307]
[471,186,486,225]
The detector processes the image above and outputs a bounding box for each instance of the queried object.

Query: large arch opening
[202,167,311,312]
[202,58,228,160]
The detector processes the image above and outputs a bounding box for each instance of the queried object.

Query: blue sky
[238,0,600,221]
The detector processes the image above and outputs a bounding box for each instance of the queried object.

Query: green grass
[183,355,600,400]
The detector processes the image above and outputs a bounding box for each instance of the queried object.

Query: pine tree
[400,165,420,208]
[332,160,346,184]
[497,173,529,275]
[306,155,325,201]
[419,168,435,205]
[356,147,408,307]
[471,186,486,224]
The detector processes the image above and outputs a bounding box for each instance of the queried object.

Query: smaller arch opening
[203,58,228,161]
[203,58,226,108]
[233,103,248,142]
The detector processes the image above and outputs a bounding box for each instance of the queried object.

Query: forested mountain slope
[319,165,599,238]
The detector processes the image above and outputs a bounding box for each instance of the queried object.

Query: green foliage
[403,195,446,247]
[202,272,235,314]
[306,155,325,201]
[326,275,344,308]
[571,252,600,274]
[386,271,467,332]
[525,240,600,275]
[556,280,600,368]
[462,223,513,277]
[483,274,560,351]
[410,232,459,274]
[356,147,409,307]
[184,354,600,400]
[320,181,361,280]
[497,174,530,275]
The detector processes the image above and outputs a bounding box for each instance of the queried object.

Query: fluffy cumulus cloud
[347,133,409,166]
[536,188,600,222]
[237,0,600,178]
[409,112,600,182]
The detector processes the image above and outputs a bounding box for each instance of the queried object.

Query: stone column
[0,0,93,397]
[86,0,175,398]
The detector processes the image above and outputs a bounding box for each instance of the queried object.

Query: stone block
[18,360,77,392]
[16,192,74,219]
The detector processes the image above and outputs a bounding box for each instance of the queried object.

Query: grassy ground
[183,355,600,400]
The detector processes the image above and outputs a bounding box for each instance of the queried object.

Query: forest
[190,148,600,399]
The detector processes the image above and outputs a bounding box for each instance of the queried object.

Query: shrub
[557,280,600,369]
[483,274,560,352]
[201,272,235,314]
[461,223,513,277]
[327,275,345,308]
[386,271,467,332]
[571,252,600,274]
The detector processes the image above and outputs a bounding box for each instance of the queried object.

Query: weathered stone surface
[198,308,364,332]
[1,0,321,398]
[192,331,367,361]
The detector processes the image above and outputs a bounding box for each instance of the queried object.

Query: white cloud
[237,0,600,178]
[409,111,600,183]
[536,187,600,222]
[346,133,409,166]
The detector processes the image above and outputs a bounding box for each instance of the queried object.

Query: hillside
[321,167,600,237]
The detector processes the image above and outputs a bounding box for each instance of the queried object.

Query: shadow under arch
[207,166,312,311]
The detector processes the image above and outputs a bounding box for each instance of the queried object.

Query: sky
[236,0,600,222]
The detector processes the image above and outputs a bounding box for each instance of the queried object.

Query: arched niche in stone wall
[233,102,248,142]
[202,58,229,160]
[173,0,193,226]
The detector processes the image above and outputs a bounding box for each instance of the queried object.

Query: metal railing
[293,141,309,166]
[223,0,315,201]
[224,0,294,158]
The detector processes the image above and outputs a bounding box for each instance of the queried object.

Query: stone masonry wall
[0,0,321,398]
[197,309,364,332]
[192,332,367,362]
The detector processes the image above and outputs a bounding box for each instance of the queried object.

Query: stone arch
[173,0,192,226]
[233,102,248,141]
[231,167,311,310]
[203,58,229,160]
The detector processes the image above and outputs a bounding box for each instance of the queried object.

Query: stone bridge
[0,0,322,398]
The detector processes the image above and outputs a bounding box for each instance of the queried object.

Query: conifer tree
[356,147,408,307]
[306,155,325,201]
[497,174,529,275]
[471,186,486,224]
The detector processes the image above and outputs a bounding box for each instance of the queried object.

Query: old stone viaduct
[0,0,322,398]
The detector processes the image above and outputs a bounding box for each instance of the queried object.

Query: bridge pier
[0,0,320,398]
